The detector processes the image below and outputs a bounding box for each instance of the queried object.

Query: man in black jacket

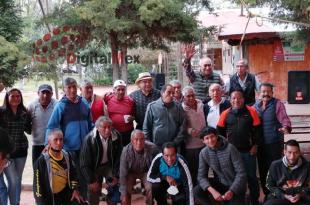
[80,116,122,205]
[33,129,83,205]
[265,140,310,205]
[147,142,193,205]
[217,90,261,205]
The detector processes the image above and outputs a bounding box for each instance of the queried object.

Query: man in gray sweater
[194,126,247,205]
[119,130,159,205]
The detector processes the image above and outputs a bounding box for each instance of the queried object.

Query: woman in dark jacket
[0,88,31,205]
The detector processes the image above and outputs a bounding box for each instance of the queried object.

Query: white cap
[113,80,127,88]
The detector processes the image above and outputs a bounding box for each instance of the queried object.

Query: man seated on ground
[147,142,193,205]
[119,129,159,205]
[265,140,310,205]
[194,126,247,205]
[33,129,83,205]
[80,116,122,205]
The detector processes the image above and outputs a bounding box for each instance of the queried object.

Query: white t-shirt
[207,100,221,128]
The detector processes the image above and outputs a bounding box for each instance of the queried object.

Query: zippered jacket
[80,127,122,184]
[33,150,78,205]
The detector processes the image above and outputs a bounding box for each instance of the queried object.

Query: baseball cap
[38,84,53,93]
[113,80,127,88]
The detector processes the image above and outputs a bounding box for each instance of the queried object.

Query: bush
[127,64,149,84]
[93,77,112,86]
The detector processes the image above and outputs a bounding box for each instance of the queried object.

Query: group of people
[0,49,308,205]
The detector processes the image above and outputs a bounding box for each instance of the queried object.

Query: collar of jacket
[159,98,175,108]
[91,127,118,141]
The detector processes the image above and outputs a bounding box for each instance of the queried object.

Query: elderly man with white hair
[225,58,260,106]
[181,85,206,186]
[104,80,135,146]
[119,130,159,205]
[183,44,223,102]
[169,80,183,102]
[203,83,231,128]
[80,116,122,205]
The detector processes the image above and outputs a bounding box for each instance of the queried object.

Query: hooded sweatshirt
[45,96,93,151]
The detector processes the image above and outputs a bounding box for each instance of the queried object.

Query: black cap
[38,84,53,93]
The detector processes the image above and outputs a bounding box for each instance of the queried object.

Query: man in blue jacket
[46,77,92,198]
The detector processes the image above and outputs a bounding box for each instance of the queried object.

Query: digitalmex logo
[32,25,90,64]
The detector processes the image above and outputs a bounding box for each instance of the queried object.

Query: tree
[256,0,310,43]
[0,36,28,88]
[0,1,23,42]
[46,0,211,82]
[0,0,26,88]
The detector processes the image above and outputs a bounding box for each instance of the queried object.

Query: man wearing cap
[46,77,93,198]
[28,84,57,166]
[183,44,223,102]
[129,72,160,129]
[104,80,135,146]
[80,79,106,123]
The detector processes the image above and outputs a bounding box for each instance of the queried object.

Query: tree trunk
[110,33,120,82]
[120,45,128,83]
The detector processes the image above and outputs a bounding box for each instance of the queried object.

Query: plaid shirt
[0,107,32,158]
[129,88,160,129]
[183,58,223,101]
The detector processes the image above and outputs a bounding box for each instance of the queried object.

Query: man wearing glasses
[0,128,14,205]
[183,44,223,102]
[129,72,160,129]
[225,59,261,106]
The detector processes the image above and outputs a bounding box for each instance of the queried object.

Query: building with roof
[198,9,310,102]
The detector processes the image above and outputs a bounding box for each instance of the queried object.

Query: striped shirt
[129,88,160,129]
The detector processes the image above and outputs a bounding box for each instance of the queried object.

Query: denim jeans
[240,152,260,203]
[0,173,8,205]
[4,156,27,205]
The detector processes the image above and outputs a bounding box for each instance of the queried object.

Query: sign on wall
[273,40,305,62]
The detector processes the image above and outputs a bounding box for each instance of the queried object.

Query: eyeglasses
[203,64,212,67]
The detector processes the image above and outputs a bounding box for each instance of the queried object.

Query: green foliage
[0,1,23,42]
[260,0,310,43]
[51,0,209,49]
[127,64,149,83]
[93,77,113,85]
[0,1,25,87]
[0,36,29,87]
